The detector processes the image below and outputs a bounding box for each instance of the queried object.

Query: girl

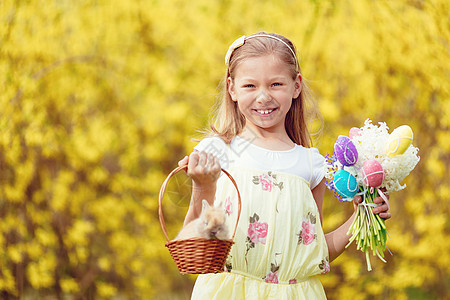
[178,32,391,299]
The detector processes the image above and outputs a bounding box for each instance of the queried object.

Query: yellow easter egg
[387,125,413,157]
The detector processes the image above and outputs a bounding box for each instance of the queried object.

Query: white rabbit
[175,200,230,240]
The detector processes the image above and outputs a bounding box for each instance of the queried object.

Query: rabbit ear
[201,200,210,214]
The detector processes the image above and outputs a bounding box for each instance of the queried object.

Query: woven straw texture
[159,165,241,274]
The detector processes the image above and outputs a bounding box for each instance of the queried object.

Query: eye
[272,82,282,87]
[243,83,255,88]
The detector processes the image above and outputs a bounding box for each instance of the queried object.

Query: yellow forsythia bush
[0,0,449,299]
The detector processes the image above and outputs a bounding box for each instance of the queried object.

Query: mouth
[254,108,277,116]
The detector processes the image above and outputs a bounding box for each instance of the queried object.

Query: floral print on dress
[247,213,268,245]
[319,256,330,274]
[252,171,284,191]
[263,263,279,284]
[245,213,268,267]
[224,196,233,216]
[297,212,317,245]
[289,279,297,284]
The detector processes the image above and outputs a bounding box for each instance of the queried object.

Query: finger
[352,195,361,210]
[373,196,385,204]
[205,153,215,168]
[210,155,221,179]
[353,195,362,204]
[197,151,207,167]
[188,152,200,170]
[372,203,389,214]
[203,154,215,180]
[374,194,390,211]
[178,155,189,167]
[212,155,221,171]
[378,212,391,220]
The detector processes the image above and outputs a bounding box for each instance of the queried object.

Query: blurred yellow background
[1,0,449,299]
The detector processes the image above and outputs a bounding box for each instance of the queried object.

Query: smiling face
[227,54,302,136]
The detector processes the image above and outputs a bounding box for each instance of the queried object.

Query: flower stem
[346,188,389,271]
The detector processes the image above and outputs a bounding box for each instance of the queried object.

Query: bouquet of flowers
[325,119,420,271]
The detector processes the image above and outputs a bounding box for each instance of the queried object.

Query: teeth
[257,109,273,115]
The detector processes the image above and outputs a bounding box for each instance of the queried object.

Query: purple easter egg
[334,135,358,166]
[349,127,361,139]
[362,159,384,187]
[333,169,358,199]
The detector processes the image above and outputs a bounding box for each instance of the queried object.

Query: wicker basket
[158,165,242,274]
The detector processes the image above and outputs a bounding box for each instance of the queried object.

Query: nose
[256,90,272,103]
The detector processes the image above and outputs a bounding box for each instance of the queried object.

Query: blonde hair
[209,32,322,147]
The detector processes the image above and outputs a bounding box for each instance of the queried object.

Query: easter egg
[333,169,359,199]
[362,159,384,187]
[349,127,361,139]
[334,135,359,166]
[387,125,413,157]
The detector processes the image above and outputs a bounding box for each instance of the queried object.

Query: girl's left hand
[353,194,391,220]
[372,195,391,219]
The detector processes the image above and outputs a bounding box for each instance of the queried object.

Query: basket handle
[158,164,242,242]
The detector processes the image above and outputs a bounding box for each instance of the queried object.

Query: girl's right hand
[178,151,221,186]
[178,151,221,224]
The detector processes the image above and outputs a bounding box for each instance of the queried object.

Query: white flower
[351,119,420,194]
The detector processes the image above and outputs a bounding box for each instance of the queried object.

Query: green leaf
[271,263,279,273]
[309,213,317,224]
[253,213,259,222]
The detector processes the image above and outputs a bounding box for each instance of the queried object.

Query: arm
[312,179,391,262]
[312,179,352,261]
[311,178,325,225]
[324,209,356,263]
[178,151,221,225]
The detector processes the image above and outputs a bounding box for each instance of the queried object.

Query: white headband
[224,34,299,69]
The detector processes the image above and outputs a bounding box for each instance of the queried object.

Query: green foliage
[0,0,449,299]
